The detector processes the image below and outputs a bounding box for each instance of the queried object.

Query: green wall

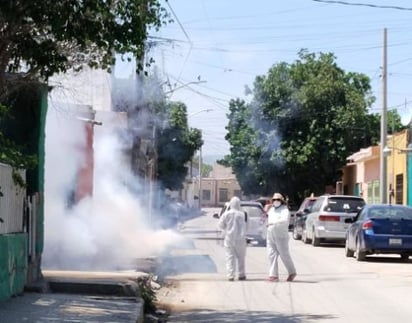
[0,234,28,301]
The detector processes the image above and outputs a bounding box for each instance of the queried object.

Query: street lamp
[165,80,207,96]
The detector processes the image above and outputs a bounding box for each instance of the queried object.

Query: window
[373,181,380,204]
[311,197,324,212]
[324,197,365,213]
[241,205,263,218]
[219,188,228,202]
[395,174,403,205]
[202,189,211,201]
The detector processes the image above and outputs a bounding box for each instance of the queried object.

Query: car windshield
[368,206,412,220]
[242,205,263,218]
[324,198,365,213]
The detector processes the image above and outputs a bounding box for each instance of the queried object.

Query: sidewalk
[0,270,148,323]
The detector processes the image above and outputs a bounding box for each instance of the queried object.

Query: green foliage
[0,104,37,170]
[387,109,405,134]
[224,50,380,203]
[0,0,170,88]
[192,155,213,177]
[156,102,203,190]
[0,1,168,185]
[136,274,157,314]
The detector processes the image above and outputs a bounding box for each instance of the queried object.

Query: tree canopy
[156,102,203,190]
[0,0,169,171]
[0,0,169,96]
[223,50,396,203]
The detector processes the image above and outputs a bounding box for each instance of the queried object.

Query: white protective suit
[218,196,247,280]
[266,201,296,279]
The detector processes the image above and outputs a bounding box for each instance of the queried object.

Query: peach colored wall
[364,158,380,182]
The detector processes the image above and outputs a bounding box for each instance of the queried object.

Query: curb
[41,270,147,323]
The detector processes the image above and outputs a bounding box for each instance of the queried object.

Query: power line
[165,1,193,83]
[312,0,412,11]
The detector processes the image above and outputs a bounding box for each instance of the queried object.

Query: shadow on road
[167,309,336,322]
[156,254,218,277]
[361,256,411,264]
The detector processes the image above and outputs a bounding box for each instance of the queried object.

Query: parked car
[344,204,412,261]
[255,196,272,208]
[302,194,366,246]
[213,200,267,245]
[292,195,318,240]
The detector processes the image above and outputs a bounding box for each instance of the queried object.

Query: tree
[0,0,169,173]
[223,50,380,203]
[387,109,405,134]
[156,102,203,190]
[0,0,170,97]
[192,155,213,177]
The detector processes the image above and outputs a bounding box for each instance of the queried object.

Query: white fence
[0,163,26,234]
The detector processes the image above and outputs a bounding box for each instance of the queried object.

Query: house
[341,128,412,205]
[343,145,380,203]
[0,84,47,300]
[200,163,243,207]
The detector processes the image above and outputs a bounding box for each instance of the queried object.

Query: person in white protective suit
[266,192,297,282]
[218,196,247,281]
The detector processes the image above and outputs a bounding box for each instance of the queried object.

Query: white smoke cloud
[43,75,185,271]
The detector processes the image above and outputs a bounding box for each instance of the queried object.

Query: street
[156,208,412,323]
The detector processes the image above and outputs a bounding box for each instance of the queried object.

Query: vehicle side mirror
[344,217,354,223]
[213,213,219,219]
[303,208,311,214]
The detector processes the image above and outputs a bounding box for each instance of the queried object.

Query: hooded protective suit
[218,196,247,280]
[266,194,296,281]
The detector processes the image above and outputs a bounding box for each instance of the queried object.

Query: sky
[148,0,412,160]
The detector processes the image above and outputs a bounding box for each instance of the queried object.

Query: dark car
[344,204,412,261]
[292,196,318,240]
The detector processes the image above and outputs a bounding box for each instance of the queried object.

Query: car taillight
[318,215,340,222]
[362,220,373,230]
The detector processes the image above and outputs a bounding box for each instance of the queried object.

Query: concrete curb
[41,270,148,323]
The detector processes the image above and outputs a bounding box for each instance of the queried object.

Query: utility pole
[380,28,388,204]
[198,133,202,210]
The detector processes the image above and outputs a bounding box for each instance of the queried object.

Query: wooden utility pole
[380,28,388,203]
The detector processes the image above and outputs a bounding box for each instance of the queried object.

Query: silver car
[302,195,365,246]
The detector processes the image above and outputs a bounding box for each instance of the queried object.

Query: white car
[213,200,267,245]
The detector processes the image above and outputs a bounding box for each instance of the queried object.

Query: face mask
[273,201,281,208]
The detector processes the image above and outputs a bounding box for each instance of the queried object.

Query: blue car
[345,204,412,261]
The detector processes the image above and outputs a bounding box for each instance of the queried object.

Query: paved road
[156,207,412,323]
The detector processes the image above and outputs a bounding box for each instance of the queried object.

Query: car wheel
[345,238,354,257]
[355,239,366,261]
[292,226,301,240]
[311,228,320,247]
[302,229,310,244]
[400,253,409,261]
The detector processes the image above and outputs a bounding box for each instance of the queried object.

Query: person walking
[266,192,297,282]
[218,196,247,281]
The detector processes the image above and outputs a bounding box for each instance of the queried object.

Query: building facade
[342,129,412,205]
[199,163,243,207]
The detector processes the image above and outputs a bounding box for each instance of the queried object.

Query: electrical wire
[312,0,412,11]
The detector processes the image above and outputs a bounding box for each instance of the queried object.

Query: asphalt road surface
[156,207,412,323]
